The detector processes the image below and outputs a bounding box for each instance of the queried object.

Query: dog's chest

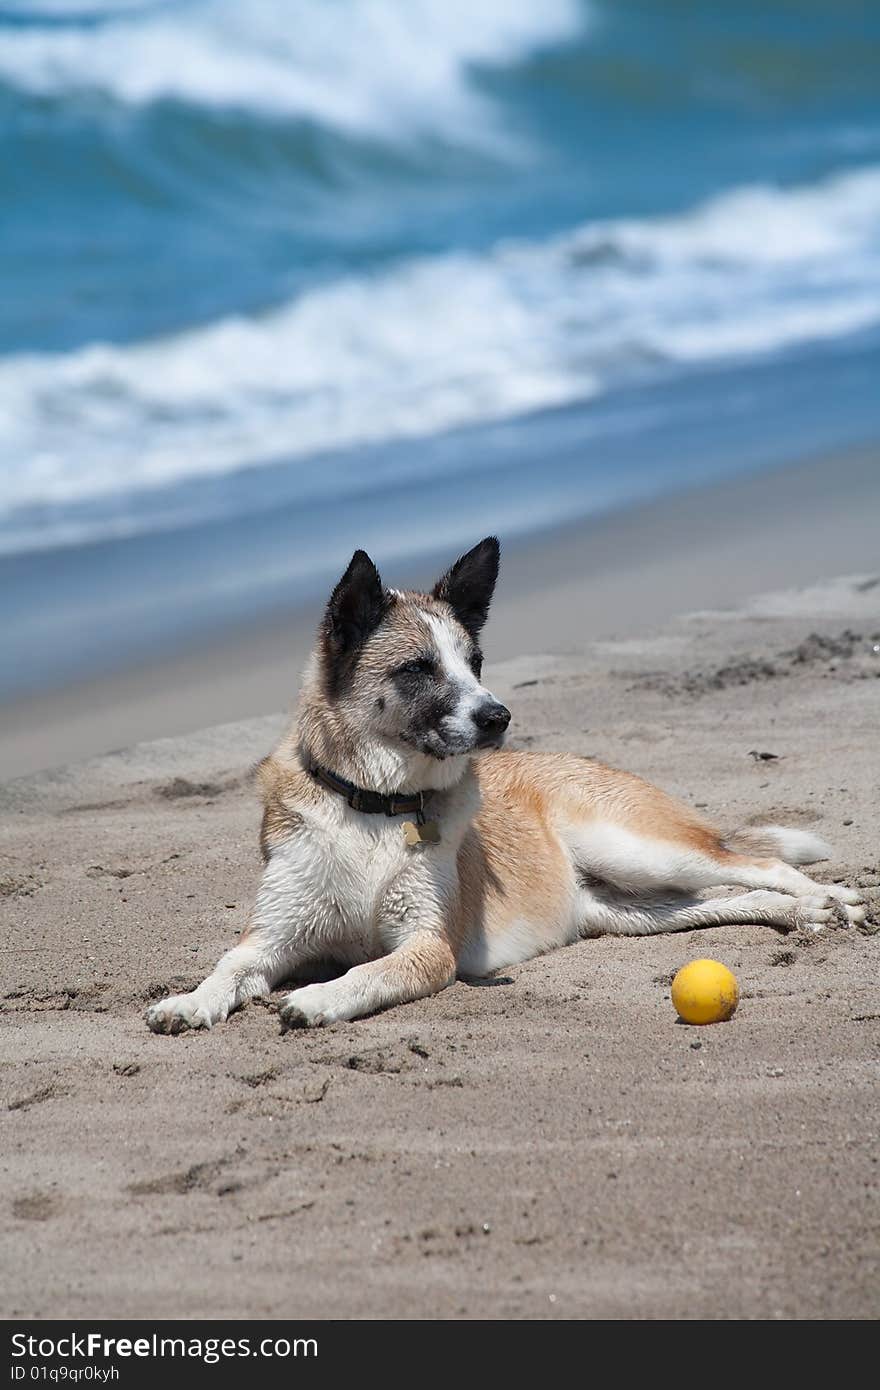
[285,808,434,951]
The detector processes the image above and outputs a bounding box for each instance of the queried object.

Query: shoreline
[4,332,879,699]
[3,442,880,780]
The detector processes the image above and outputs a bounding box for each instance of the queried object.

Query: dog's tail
[726,824,831,865]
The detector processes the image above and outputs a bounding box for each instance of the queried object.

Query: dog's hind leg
[576,887,853,938]
[564,821,864,919]
[705,849,864,912]
[278,931,456,1029]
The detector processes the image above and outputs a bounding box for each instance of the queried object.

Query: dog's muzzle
[473,700,511,748]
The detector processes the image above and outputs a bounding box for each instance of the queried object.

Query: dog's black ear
[432,536,500,638]
[322,550,386,661]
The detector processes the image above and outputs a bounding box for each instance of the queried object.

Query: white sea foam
[1,165,879,521]
[0,0,581,142]
[584,171,880,265]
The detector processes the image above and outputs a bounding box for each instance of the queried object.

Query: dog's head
[317,536,510,763]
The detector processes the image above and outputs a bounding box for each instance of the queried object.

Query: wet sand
[3,444,880,781]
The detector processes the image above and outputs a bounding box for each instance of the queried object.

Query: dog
[146,536,865,1034]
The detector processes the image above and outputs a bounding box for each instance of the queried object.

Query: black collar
[310,763,428,820]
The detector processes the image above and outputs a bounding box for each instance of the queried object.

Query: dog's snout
[474,701,511,735]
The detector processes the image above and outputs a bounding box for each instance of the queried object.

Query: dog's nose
[474,701,511,734]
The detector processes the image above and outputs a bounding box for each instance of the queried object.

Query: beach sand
[2,555,879,1319]
[3,445,880,781]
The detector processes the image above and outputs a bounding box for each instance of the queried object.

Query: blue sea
[2,0,880,697]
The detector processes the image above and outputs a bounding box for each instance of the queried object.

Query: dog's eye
[469,649,483,678]
[396,657,435,679]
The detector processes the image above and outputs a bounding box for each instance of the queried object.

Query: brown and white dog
[146,537,865,1034]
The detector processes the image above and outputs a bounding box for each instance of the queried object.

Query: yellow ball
[671,958,739,1025]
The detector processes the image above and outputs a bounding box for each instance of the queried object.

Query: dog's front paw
[146,992,216,1034]
[278,983,342,1031]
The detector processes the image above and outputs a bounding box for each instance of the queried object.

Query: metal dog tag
[403,820,441,847]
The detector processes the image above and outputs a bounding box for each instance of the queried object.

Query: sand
[4,444,880,781]
[2,563,879,1320]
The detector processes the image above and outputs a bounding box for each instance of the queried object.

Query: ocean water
[2,0,880,693]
